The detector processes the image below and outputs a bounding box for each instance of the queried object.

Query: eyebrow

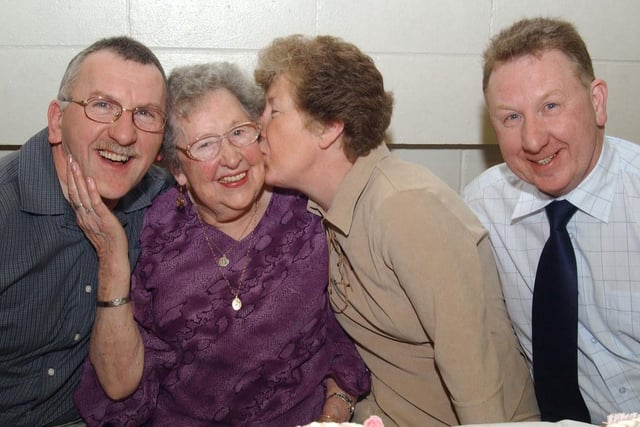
[491,102,517,111]
[192,119,253,140]
[84,91,165,110]
[491,87,565,110]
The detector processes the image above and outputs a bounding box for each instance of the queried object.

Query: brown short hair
[255,34,394,161]
[482,17,594,92]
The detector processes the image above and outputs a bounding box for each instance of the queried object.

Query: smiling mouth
[219,172,247,184]
[535,153,556,165]
[99,150,131,163]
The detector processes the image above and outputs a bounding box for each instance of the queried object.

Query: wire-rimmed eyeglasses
[62,96,167,134]
[177,122,261,162]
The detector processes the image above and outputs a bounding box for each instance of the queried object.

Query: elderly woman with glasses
[70,62,370,426]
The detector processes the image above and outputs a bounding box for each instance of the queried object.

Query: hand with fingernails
[66,155,129,262]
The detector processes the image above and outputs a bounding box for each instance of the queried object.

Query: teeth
[219,172,246,183]
[99,150,130,163]
[536,154,555,165]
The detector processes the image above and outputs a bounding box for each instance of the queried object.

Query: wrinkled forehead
[73,50,166,104]
[487,49,589,94]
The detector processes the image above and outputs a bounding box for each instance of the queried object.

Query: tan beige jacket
[311,144,539,426]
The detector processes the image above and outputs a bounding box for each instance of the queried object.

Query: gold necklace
[202,203,259,267]
[196,202,260,311]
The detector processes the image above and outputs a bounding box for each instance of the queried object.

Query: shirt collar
[511,137,617,223]
[309,143,391,235]
[19,129,70,215]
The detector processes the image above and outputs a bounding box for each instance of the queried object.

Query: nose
[259,109,270,131]
[258,112,270,141]
[256,126,269,156]
[217,138,242,167]
[108,110,137,145]
[520,116,546,153]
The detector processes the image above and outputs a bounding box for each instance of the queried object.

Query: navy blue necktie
[532,200,590,422]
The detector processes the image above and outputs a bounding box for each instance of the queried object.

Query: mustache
[94,141,139,158]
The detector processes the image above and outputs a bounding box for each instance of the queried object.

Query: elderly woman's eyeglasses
[62,96,167,134]
[177,122,261,162]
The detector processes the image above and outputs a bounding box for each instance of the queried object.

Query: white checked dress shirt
[464,136,640,423]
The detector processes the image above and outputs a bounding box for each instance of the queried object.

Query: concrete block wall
[1,0,638,192]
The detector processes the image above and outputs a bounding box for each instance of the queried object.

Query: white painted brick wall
[1,0,638,192]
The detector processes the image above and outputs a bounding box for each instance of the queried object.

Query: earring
[176,185,185,211]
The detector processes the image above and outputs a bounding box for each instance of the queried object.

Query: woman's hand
[317,377,356,422]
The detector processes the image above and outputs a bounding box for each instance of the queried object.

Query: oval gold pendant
[232,296,242,311]
[218,255,229,267]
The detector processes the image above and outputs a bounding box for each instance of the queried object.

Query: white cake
[300,415,384,427]
[301,422,361,427]
[605,413,640,427]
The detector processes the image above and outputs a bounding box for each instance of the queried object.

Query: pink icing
[363,415,384,427]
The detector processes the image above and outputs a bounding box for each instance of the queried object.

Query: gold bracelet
[328,392,355,417]
[96,296,131,307]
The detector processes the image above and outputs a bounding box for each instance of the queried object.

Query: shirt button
[47,368,55,376]
[619,387,627,394]
[85,285,92,293]
[73,333,81,342]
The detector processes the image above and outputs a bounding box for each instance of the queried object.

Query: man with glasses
[0,36,170,427]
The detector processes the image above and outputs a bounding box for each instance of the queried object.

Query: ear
[317,120,345,150]
[590,79,608,127]
[47,100,64,145]
[172,169,188,186]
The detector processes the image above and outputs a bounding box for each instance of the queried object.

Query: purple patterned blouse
[74,188,370,427]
